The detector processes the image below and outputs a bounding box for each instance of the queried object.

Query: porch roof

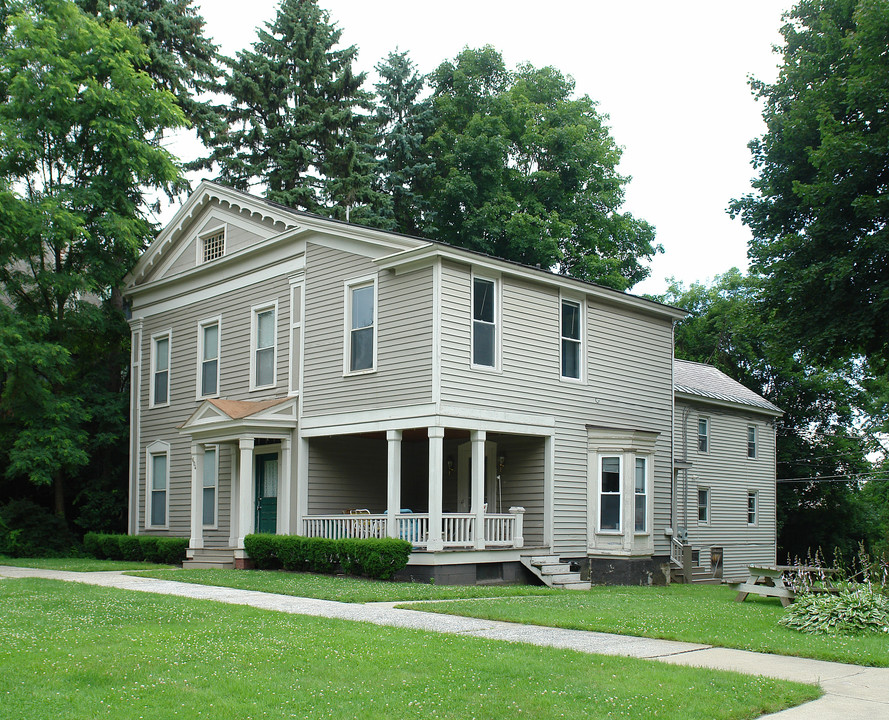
[179,396,297,442]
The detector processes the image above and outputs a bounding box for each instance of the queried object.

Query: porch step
[183,548,236,570]
[520,554,591,591]
[671,564,720,584]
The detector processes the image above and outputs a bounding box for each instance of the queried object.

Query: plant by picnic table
[779,584,889,636]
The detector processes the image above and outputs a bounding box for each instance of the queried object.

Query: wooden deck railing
[301,509,524,550]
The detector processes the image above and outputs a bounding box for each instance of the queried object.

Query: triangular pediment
[179,396,298,441]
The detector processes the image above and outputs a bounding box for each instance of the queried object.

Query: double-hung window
[203,447,217,527]
[698,487,710,524]
[561,299,582,380]
[697,417,710,453]
[472,277,497,368]
[747,425,757,459]
[599,456,621,531]
[346,279,376,373]
[634,457,647,532]
[252,305,276,389]
[147,443,169,528]
[198,320,220,398]
[747,491,758,525]
[151,332,171,407]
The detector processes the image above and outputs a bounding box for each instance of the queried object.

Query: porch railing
[301,509,524,550]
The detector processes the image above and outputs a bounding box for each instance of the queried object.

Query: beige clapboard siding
[439,261,675,557]
[676,400,777,578]
[307,437,387,514]
[137,272,294,535]
[301,243,433,417]
[495,435,545,546]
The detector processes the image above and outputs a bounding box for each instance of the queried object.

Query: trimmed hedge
[244,534,411,580]
[83,532,187,565]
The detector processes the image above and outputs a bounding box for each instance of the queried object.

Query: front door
[255,453,278,534]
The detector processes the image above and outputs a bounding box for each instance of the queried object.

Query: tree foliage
[729,0,889,367]
[204,0,388,224]
[660,270,886,559]
[0,0,185,520]
[418,47,659,290]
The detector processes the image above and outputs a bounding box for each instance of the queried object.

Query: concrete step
[537,563,572,574]
[527,555,561,565]
[559,581,592,590]
[548,572,583,584]
[182,560,235,569]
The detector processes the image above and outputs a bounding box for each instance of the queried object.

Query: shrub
[0,499,79,558]
[83,532,103,558]
[156,537,188,565]
[99,533,124,560]
[243,534,411,580]
[138,536,161,563]
[780,585,889,635]
[118,535,143,561]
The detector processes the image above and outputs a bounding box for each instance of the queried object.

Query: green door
[255,453,278,534]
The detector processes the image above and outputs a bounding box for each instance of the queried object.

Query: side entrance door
[255,452,278,534]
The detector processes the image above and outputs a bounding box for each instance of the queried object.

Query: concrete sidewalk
[2,565,887,719]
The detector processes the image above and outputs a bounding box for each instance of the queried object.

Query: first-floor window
[149,451,168,527]
[203,447,217,526]
[599,456,621,531]
[747,491,758,525]
[697,487,710,524]
[634,457,647,532]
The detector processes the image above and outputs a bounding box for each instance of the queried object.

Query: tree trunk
[53,472,66,520]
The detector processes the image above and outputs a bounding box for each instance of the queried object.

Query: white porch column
[236,437,255,549]
[471,430,486,549]
[279,436,293,535]
[427,427,445,551]
[296,435,309,536]
[386,430,403,538]
[229,444,240,548]
[189,443,205,550]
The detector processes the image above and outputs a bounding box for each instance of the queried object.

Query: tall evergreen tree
[373,49,432,235]
[0,0,185,522]
[75,0,222,148]
[205,0,388,223]
[420,47,659,290]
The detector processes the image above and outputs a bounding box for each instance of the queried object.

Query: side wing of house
[673,360,781,579]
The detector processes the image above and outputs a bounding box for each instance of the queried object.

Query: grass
[0,556,173,572]
[398,583,889,667]
[0,578,819,720]
[129,567,559,602]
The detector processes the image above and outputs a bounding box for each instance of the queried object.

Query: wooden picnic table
[730,565,839,607]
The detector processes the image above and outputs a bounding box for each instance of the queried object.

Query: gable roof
[674,359,782,416]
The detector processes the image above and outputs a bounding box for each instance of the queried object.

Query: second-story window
[199,320,219,397]
[472,277,496,368]
[698,487,710,524]
[151,333,170,407]
[747,491,758,525]
[561,299,581,379]
[747,425,757,459]
[253,306,276,389]
[698,417,709,453]
[348,282,375,372]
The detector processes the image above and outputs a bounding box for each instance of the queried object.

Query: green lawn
[0,578,818,720]
[399,583,889,667]
[130,567,559,602]
[0,556,173,572]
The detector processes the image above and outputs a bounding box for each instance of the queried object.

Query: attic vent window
[202,229,225,263]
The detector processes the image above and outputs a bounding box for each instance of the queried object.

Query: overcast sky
[178,1,796,295]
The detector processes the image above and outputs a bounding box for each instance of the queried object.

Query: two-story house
[124,181,779,585]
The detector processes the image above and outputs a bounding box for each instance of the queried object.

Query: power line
[777,470,889,483]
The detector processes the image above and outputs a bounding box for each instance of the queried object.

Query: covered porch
[299,426,550,552]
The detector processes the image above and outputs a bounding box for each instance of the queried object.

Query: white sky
[177,0,795,295]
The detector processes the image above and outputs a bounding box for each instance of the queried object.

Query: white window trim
[633,455,651,535]
[470,273,501,372]
[288,279,304,395]
[559,294,585,383]
[697,486,711,526]
[196,316,222,400]
[202,445,219,530]
[249,300,279,392]
[747,490,758,526]
[697,416,710,454]
[343,274,378,376]
[149,330,172,409]
[747,425,757,459]
[597,454,623,534]
[145,440,170,530]
[195,223,227,265]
